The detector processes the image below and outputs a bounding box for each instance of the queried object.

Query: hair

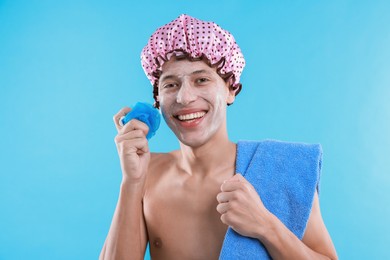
[151,50,242,108]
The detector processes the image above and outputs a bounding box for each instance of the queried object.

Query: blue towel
[219,139,322,259]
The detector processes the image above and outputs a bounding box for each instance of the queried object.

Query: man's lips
[173,109,208,121]
[171,109,208,128]
[176,111,206,121]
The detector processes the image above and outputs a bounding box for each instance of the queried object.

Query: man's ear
[226,84,238,105]
[227,90,236,104]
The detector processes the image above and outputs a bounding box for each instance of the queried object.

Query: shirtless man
[100,15,338,260]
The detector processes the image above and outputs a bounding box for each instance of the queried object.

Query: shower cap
[141,14,245,89]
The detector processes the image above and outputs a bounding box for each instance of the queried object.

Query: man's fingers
[116,136,149,154]
[229,173,244,182]
[133,138,149,154]
[115,129,146,143]
[220,180,243,192]
[120,119,149,137]
[216,192,235,203]
[216,202,229,214]
[113,107,131,131]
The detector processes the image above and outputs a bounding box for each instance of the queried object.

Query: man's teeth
[177,112,206,121]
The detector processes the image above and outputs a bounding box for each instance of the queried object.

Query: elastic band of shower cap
[140,14,245,108]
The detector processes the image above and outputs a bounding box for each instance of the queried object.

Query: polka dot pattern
[141,14,245,87]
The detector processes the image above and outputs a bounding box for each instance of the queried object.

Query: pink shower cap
[141,14,245,89]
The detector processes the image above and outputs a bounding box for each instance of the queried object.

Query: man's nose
[176,80,197,105]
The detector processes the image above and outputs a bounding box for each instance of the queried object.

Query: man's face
[157,58,235,147]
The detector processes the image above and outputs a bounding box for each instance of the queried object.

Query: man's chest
[143,178,228,258]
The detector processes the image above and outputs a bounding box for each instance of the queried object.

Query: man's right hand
[113,107,150,183]
[100,107,150,260]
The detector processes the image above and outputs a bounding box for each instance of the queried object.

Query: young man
[100,14,338,260]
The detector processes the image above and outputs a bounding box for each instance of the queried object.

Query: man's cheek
[158,95,165,106]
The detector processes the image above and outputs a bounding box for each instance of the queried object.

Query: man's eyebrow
[159,74,176,82]
[160,70,212,82]
[191,69,211,75]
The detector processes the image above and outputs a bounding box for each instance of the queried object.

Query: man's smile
[176,111,206,121]
[172,109,208,127]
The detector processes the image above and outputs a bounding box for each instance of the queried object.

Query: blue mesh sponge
[120,102,161,140]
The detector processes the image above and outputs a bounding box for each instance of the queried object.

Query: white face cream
[158,58,235,148]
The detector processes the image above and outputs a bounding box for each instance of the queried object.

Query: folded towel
[219,139,322,259]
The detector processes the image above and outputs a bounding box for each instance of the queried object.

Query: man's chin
[176,134,209,148]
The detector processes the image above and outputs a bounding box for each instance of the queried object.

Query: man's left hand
[216,173,274,239]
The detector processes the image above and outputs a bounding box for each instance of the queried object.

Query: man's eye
[196,78,209,84]
[164,83,176,89]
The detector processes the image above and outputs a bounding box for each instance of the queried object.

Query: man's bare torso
[143,151,235,260]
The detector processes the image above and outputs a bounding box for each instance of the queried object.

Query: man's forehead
[160,59,216,79]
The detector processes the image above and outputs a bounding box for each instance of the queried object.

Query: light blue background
[1,1,389,259]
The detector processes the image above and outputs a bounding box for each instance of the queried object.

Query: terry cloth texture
[219,139,322,259]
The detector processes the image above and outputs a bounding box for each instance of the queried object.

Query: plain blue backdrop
[1,0,389,259]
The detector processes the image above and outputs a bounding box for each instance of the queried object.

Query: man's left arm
[216,174,338,260]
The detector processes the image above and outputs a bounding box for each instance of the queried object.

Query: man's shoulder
[145,151,180,190]
[150,150,179,164]
[148,150,180,174]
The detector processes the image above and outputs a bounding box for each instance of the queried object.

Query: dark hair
[151,50,242,108]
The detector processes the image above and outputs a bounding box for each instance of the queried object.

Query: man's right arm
[99,181,147,260]
[100,107,151,260]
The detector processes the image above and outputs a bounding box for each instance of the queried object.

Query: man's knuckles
[220,212,237,227]
[127,119,149,131]
[113,107,131,123]
[221,180,243,192]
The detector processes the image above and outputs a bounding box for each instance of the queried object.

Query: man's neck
[177,131,236,178]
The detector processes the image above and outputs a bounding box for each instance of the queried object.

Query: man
[100,14,337,260]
